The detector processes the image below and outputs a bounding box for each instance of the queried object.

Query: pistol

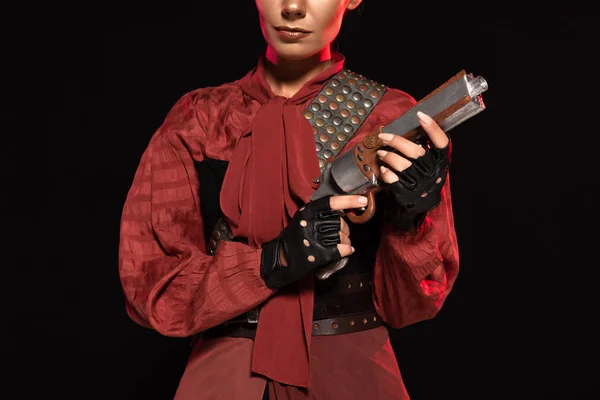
[312,70,489,279]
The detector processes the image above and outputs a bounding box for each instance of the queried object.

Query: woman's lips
[275,27,310,41]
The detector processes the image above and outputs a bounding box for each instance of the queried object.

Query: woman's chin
[270,43,323,62]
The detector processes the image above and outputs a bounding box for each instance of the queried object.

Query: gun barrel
[383,71,488,140]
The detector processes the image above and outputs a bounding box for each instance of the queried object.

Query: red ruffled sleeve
[118,90,273,337]
[373,175,460,328]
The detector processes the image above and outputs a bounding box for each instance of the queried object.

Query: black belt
[202,273,382,339]
[204,309,381,339]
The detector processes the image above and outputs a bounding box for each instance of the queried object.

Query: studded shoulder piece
[304,68,387,172]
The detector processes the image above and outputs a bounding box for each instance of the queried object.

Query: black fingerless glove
[387,139,452,231]
[260,196,342,290]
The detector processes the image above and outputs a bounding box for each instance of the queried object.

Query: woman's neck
[264,46,332,98]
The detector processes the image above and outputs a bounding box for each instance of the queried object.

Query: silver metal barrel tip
[467,75,488,97]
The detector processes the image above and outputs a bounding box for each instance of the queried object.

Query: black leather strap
[311,310,382,336]
[203,310,382,339]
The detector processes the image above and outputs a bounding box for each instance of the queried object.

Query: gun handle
[346,191,376,224]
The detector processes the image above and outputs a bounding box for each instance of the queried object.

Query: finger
[416,111,449,149]
[376,150,412,173]
[379,165,399,184]
[377,133,426,159]
[339,231,351,246]
[329,195,368,211]
[340,218,350,237]
[337,243,355,258]
[318,221,341,234]
[319,232,342,246]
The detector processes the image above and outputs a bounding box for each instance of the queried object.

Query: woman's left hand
[376,111,451,231]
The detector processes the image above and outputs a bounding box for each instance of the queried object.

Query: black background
[4,1,599,399]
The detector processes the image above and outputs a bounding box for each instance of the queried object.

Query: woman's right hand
[260,195,368,290]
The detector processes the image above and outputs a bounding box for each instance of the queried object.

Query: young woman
[118,0,459,398]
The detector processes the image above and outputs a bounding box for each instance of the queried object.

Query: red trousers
[173,326,410,399]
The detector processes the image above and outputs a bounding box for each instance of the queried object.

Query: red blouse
[118,54,459,389]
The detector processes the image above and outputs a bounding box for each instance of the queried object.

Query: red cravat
[220,53,345,387]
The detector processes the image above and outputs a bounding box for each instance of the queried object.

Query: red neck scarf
[220,53,345,387]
